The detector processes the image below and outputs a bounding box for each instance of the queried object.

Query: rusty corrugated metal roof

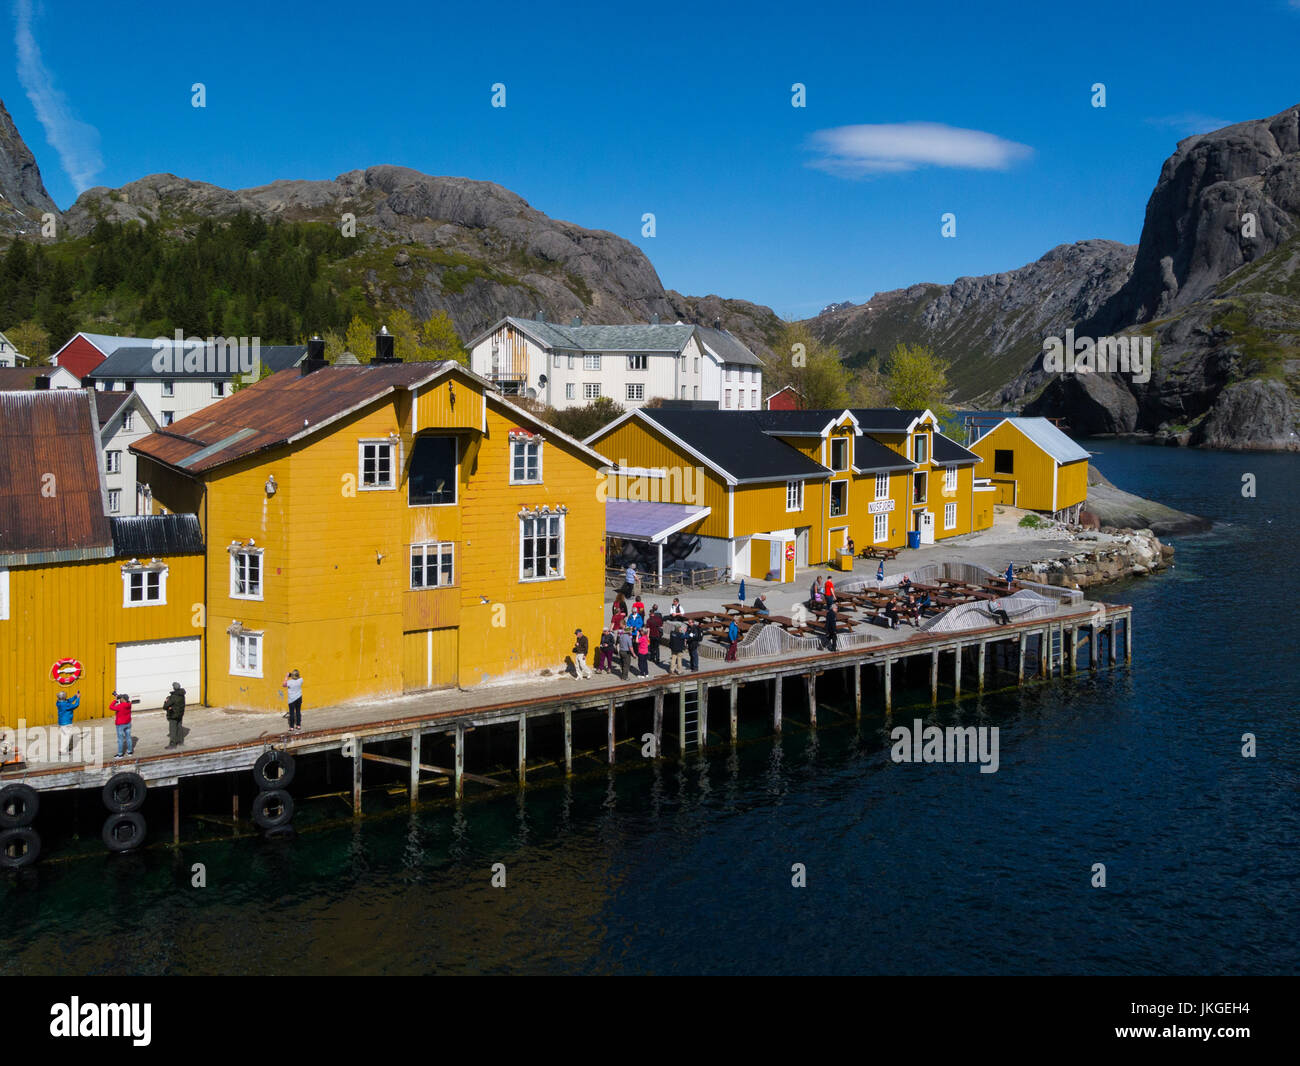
[0,390,114,564]
[0,367,59,391]
[131,362,467,474]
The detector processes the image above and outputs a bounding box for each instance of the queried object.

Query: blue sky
[6,0,1300,318]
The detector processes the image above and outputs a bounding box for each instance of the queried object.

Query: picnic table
[861,547,899,561]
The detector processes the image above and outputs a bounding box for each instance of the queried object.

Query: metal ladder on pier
[680,687,701,753]
[1047,626,1064,677]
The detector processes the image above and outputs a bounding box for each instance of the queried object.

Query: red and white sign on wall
[50,658,83,685]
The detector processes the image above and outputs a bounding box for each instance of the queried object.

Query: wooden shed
[970,417,1090,520]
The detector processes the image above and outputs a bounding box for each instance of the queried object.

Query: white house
[0,365,82,391]
[86,343,307,426]
[95,391,159,516]
[466,316,764,411]
[0,331,30,367]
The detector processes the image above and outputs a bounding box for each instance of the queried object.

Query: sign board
[868,499,895,515]
[785,543,795,561]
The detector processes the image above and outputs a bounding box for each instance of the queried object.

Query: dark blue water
[3,441,1297,975]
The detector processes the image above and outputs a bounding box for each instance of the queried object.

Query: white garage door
[115,638,201,709]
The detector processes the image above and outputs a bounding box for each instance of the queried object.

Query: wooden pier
[0,604,1132,862]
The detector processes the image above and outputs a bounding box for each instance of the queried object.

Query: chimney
[571,315,582,327]
[373,326,399,364]
[713,318,721,330]
[34,374,50,390]
[537,310,547,323]
[301,335,328,375]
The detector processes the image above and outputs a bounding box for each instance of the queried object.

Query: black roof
[88,345,307,381]
[932,433,979,465]
[854,434,915,472]
[750,410,842,435]
[849,408,929,433]
[110,514,205,557]
[638,409,829,482]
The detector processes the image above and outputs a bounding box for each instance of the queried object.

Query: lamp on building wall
[449,381,456,408]
[264,474,277,496]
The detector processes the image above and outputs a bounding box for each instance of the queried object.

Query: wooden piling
[930,651,939,704]
[729,682,738,744]
[652,692,663,757]
[698,680,708,748]
[953,643,962,699]
[679,684,687,755]
[1125,615,1132,664]
[410,731,421,803]
[806,672,816,727]
[352,738,363,815]
[884,658,893,713]
[607,699,616,764]
[1017,633,1025,683]
[518,716,528,784]
[853,665,862,720]
[1108,622,1116,667]
[564,708,573,775]
[454,727,464,800]
[173,786,180,845]
[977,641,986,692]
[773,675,783,734]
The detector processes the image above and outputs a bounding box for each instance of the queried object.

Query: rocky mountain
[0,99,58,237]
[60,166,782,357]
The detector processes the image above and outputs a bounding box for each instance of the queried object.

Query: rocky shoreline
[1020,526,1174,591]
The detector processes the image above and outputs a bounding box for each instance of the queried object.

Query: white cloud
[1145,113,1233,137]
[13,0,103,192]
[806,122,1033,177]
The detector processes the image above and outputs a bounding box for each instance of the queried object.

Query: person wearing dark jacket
[572,629,592,678]
[725,618,740,662]
[648,607,664,664]
[163,682,186,747]
[824,606,839,651]
[686,621,702,672]
[668,625,686,675]
[617,628,633,679]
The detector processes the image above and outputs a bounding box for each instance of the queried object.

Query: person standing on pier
[725,618,740,661]
[163,681,186,748]
[648,606,664,666]
[686,620,702,672]
[636,627,650,676]
[824,576,836,604]
[572,629,593,678]
[624,562,638,597]
[617,628,633,679]
[824,605,839,651]
[668,624,686,675]
[111,692,135,758]
[55,688,79,758]
[281,670,304,732]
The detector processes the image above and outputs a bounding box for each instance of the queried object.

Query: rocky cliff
[0,99,58,237]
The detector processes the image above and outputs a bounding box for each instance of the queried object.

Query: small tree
[417,311,467,364]
[764,321,851,410]
[5,320,51,365]
[543,396,625,440]
[883,342,951,418]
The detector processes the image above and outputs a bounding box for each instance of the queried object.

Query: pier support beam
[518,716,528,784]
[806,673,816,727]
[1108,623,1116,667]
[698,681,708,748]
[884,658,893,714]
[410,731,421,804]
[1125,615,1132,664]
[607,699,616,764]
[1017,634,1025,683]
[653,693,663,758]
[729,682,738,745]
[773,676,783,735]
[977,641,986,693]
[173,786,180,846]
[1089,627,1098,672]
[564,709,573,775]
[1039,629,1049,678]
[954,643,962,699]
[352,739,363,815]
[454,727,464,801]
[930,651,939,704]
[853,665,862,720]
[679,686,687,756]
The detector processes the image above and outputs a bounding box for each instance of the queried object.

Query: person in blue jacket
[56,689,79,758]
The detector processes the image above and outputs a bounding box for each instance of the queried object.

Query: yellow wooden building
[132,358,610,713]
[587,407,989,581]
[970,417,1090,520]
[0,391,206,731]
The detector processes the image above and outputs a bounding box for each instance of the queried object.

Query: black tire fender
[0,826,40,868]
[252,749,296,791]
[0,783,40,828]
[251,789,294,830]
[102,812,146,852]
[102,772,147,813]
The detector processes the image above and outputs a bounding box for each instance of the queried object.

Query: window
[873,512,888,543]
[408,436,457,505]
[231,549,263,599]
[520,513,564,580]
[830,438,849,472]
[875,472,889,500]
[584,383,601,399]
[625,383,644,401]
[112,381,124,391]
[694,358,699,373]
[583,354,601,370]
[751,389,757,407]
[212,381,226,398]
[693,386,698,400]
[107,489,121,513]
[360,440,396,489]
[628,354,647,371]
[725,366,732,382]
[724,389,732,408]
[944,467,958,492]
[122,565,167,607]
[786,480,804,511]
[994,449,1014,475]
[680,385,686,399]
[913,434,929,463]
[944,502,957,529]
[913,471,927,504]
[565,383,576,400]
[553,353,562,369]
[567,355,576,370]
[230,632,263,677]
[737,390,745,408]
[680,353,686,369]
[411,542,455,588]
[162,411,175,426]
[122,411,134,431]
[161,381,175,397]
[510,438,543,483]
[106,450,122,473]
[829,481,847,517]
[0,568,8,620]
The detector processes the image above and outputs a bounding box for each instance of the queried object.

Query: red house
[764,385,801,411]
[51,332,158,381]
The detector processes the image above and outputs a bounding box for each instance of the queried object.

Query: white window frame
[162,411,175,426]
[565,383,576,400]
[105,450,122,474]
[693,386,698,400]
[212,381,226,398]
[914,433,929,464]
[359,439,397,490]
[408,436,458,507]
[628,354,647,371]
[122,411,134,431]
[724,389,731,408]
[944,467,958,492]
[553,353,562,369]
[0,568,9,620]
[786,480,803,512]
[873,512,888,543]
[122,565,167,607]
[410,541,455,589]
[161,380,175,397]
[509,439,543,484]
[829,480,848,518]
[583,383,601,400]
[583,354,601,371]
[519,513,565,582]
[830,438,849,472]
[680,385,686,399]
[874,472,889,500]
[107,489,121,514]
[626,383,644,401]
[725,366,732,382]
[944,502,957,529]
[230,631,263,678]
[231,548,264,600]
[751,389,757,407]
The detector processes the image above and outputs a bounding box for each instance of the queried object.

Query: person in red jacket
[111,692,135,759]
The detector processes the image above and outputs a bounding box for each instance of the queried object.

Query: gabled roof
[848,408,936,434]
[131,362,470,474]
[96,390,158,439]
[469,316,698,354]
[589,409,830,484]
[854,434,916,473]
[696,325,763,367]
[989,417,1091,464]
[0,390,113,565]
[58,332,160,358]
[110,514,204,557]
[0,367,66,391]
[931,433,980,466]
[87,344,308,382]
[751,409,859,437]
